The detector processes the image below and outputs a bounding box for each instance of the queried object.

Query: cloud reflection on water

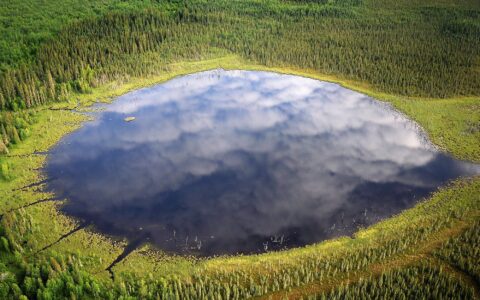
[46,70,480,255]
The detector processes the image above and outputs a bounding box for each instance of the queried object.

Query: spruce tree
[46,70,56,100]
[1,124,9,146]
[0,140,8,154]
[10,126,21,144]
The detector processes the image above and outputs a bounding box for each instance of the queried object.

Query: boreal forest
[0,0,479,299]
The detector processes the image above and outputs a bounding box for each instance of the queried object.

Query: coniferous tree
[0,140,8,154]
[46,70,56,100]
[0,124,8,146]
[9,126,21,144]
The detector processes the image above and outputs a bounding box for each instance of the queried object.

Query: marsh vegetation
[0,0,479,299]
[45,70,479,257]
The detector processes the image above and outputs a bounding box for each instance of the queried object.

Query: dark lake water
[46,70,480,256]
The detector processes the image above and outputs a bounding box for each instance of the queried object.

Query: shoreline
[1,55,479,284]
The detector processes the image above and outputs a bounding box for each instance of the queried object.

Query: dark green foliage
[303,264,475,299]
[0,110,37,151]
[0,0,478,151]
[0,0,175,72]
[0,0,479,112]
[0,192,476,299]
[434,220,480,283]
[0,218,476,299]
[0,0,479,298]
[286,0,363,6]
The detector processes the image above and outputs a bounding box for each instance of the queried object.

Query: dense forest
[0,0,479,299]
[0,0,479,153]
[2,0,480,111]
[0,187,478,298]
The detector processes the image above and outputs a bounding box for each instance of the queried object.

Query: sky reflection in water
[46,70,480,256]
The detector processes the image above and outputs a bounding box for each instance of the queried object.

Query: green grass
[0,55,478,298]
[0,0,479,298]
[393,97,480,162]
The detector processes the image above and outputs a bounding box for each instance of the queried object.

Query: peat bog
[45,70,480,256]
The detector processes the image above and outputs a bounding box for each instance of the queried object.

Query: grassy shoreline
[1,55,479,296]
[46,54,480,163]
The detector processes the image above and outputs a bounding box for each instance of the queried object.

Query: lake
[45,70,480,256]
